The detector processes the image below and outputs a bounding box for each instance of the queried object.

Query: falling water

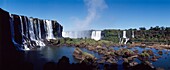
[91,31,101,41]
[19,16,30,50]
[38,20,42,39]
[132,30,134,38]
[123,31,126,38]
[120,31,129,44]
[29,18,36,41]
[46,20,55,40]
[9,14,23,51]
[62,31,91,39]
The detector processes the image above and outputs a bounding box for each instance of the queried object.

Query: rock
[151,56,158,62]
[133,50,139,54]
[82,52,95,59]
[144,61,154,69]
[106,58,116,64]
[98,59,105,64]
[158,51,163,55]
[123,58,129,63]
[73,48,96,62]
[127,57,134,61]
[146,50,154,56]
[129,62,138,67]
[96,45,102,49]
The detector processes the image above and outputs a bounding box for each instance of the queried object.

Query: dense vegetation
[102,26,170,44]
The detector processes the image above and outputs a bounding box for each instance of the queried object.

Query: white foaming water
[123,31,127,38]
[46,20,55,40]
[28,18,45,48]
[132,30,134,38]
[29,18,36,41]
[91,31,101,41]
[124,38,129,44]
[38,20,42,39]
[19,16,30,50]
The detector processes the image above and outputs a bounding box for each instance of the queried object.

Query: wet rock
[144,61,154,69]
[146,50,154,56]
[127,57,134,61]
[98,59,105,64]
[73,48,96,62]
[133,50,139,54]
[150,56,158,62]
[158,51,163,55]
[129,61,138,67]
[106,58,116,64]
[123,58,129,63]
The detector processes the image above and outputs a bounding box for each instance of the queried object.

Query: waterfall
[9,14,22,51]
[123,31,126,38]
[120,31,129,44]
[46,20,55,40]
[62,31,91,39]
[91,31,101,41]
[1,8,63,51]
[29,18,36,41]
[19,16,30,50]
[38,20,42,39]
[132,30,134,38]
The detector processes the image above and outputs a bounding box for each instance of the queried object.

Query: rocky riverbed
[45,39,170,70]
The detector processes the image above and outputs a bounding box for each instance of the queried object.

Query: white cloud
[73,0,107,30]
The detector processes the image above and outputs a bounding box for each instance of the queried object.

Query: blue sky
[0,0,170,31]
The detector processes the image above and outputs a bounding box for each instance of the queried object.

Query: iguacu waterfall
[120,31,130,44]
[0,8,63,51]
[62,30,102,40]
[62,30,92,39]
[91,31,102,40]
[45,20,56,40]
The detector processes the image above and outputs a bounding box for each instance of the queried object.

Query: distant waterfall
[120,30,129,44]
[46,20,55,40]
[132,30,134,38]
[123,31,127,38]
[19,16,30,50]
[62,30,92,39]
[91,31,101,41]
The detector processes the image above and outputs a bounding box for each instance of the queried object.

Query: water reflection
[24,46,170,70]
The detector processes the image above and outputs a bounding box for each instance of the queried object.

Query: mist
[73,0,107,30]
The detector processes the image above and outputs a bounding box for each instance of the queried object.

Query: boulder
[123,58,129,63]
[146,50,154,56]
[158,51,163,55]
[129,61,138,67]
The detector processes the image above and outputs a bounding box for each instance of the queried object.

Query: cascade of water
[24,16,29,38]
[38,20,41,39]
[123,31,127,38]
[46,20,55,40]
[124,38,129,44]
[19,16,30,50]
[28,18,46,48]
[91,31,101,41]
[29,18,36,41]
[9,14,23,51]
[132,31,134,38]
